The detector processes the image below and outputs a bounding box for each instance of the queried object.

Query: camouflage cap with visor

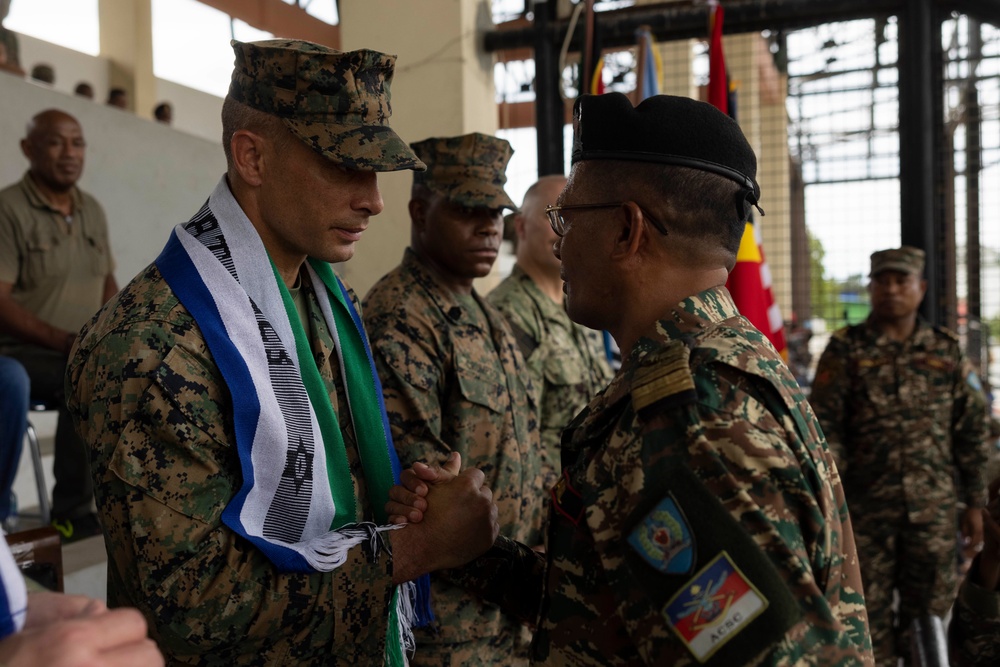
[870,246,925,277]
[229,39,425,172]
[410,133,517,211]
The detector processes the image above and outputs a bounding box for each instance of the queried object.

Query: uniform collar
[590,285,738,412]
[511,263,564,314]
[20,170,83,214]
[400,248,487,328]
[861,314,935,348]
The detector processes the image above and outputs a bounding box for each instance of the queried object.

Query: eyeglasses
[544,202,668,237]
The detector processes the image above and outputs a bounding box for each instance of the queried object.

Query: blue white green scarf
[156,178,430,665]
[0,537,26,640]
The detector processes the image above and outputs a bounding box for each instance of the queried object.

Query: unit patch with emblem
[663,551,768,662]
[627,494,695,575]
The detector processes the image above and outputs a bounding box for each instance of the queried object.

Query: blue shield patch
[628,494,695,575]
[967,370,983,393]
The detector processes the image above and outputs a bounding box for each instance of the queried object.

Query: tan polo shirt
[0,171,115,348]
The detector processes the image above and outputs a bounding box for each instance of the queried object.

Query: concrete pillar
[98,0,156,119]
[338,0,497,294]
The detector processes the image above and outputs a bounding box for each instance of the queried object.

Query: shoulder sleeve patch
[632,340,697,418]
[628,493,696,575]
[664,551,769,662]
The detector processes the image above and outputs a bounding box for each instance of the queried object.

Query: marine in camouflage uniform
[364,133,545,667]
[404,93,874,665]
[811,246,990,666]
[65,39,500,665]
[488,175,612,490]
[68,260,400,665]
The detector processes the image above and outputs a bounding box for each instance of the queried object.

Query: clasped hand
[385,453,500,578]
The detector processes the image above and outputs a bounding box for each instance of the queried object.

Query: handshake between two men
[383,453,504,585]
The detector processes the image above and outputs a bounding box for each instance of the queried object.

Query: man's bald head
[515,174,567,282]
[21,109,86,193]
[520,174,567,223]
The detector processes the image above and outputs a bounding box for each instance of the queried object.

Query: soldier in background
[392,93,873,665]
[364,133,544,666]
[811,246,990,666]
[67,40,499,665]
[488,174,612,491]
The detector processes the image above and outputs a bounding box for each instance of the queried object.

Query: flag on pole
[708,3,788,358]
[590,57,605,94]
[636,28,662,101]
[584,1,605,95]
[707,4,729,113]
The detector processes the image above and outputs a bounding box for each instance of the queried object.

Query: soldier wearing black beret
[392,92,874,665]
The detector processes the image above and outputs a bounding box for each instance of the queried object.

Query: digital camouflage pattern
[487,264,613,490]
[949,569,1000,666]
[410,133,517,211]
[363,249,544,666]
[229,39,425,172]
[66,263,400,666]
[810,317,989,666]
[450,285,873,666]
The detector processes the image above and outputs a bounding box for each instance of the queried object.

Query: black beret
[571,93,762,214]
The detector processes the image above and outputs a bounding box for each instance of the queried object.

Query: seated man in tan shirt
[0,109,117,541]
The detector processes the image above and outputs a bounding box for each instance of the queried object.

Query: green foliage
[808,232,870,330]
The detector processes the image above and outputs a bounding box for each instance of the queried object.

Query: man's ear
[230,130,266,188]
[514,213,527,240]
[610,201,648,261]
[409,197,427,231]
[19,138,32,162]
[918,277,928,299]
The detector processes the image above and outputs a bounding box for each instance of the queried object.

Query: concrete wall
[339,0,499,295]
[17,32,225,144]
[155,77,223,143]
[0,73,226,286]
[18,33,110,98]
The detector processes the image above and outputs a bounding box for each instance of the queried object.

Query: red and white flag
[709,3,787,358]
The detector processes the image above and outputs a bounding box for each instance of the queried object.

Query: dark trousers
[3,345,92,520]
[0,357,29,519]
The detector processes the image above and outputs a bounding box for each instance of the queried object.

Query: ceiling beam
[485,0,906,53]
[487,0,1000,56]
[197,0,340,48]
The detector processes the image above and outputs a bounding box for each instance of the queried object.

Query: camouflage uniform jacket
[810,317,989,521]
[449,285,874,666]
[363,248,545,645]
[949,566,1000,666]
[487,264,613,489]
[66,263,397,666]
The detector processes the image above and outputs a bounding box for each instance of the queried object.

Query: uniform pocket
[109,344,235,523]
[21,235,54,289]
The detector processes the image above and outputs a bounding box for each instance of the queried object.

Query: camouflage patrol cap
[870,246,925,276]
[571,92,762,221]
[228,39,425,172]
[410,133,517,210]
